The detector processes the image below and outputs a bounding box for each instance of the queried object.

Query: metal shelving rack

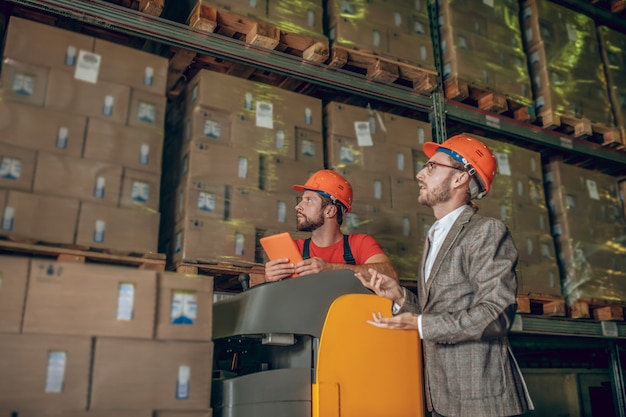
[4,0,626,410]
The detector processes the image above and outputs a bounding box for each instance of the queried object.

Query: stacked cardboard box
[325,102,434,280]
[327,0,435,69]
[160,69,324,264]
[522,0,614,128]
[0,256,214,415]
[544,161,626,305]
[0,17,168,253]
[477,136,559,296]
[598,26,626,143]
[439,0,533,106]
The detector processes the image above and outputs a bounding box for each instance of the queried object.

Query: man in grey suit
[356,134,534,417]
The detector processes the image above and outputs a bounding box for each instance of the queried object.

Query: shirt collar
[433,205,465,238]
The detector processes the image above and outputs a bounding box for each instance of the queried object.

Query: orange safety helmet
[293,170,353,212]
[423,134,497,199]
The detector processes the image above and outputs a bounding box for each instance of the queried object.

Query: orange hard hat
[423,134,497,199]
[293,169,353,212]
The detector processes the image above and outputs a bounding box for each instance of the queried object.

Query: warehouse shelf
[512,314,626,340]
[6,0,626,171]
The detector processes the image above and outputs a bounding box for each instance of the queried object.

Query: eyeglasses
[420,161,465,175]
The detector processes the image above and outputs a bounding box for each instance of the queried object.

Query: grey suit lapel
[424,205,474,295]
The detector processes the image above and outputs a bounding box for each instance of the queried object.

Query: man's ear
[325,204,338,218]
[453,171,471,190]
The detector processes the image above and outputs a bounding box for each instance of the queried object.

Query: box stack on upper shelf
[0,255,214,415]
[522,0,621,146]
[326,0,438,93]
[0,16,167,255]
[544,160,626,319]
[160,69,324,268]
[324,101,434,281]
[103,0,165,16]
[439,0,534,122]
[184,0,329,62]
[598,26,626,148]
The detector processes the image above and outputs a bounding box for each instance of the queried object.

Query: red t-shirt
[294,234,384,265]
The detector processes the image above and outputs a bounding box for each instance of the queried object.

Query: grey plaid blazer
[400,205,533,417]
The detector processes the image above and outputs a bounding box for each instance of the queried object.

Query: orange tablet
[260,232,303,277]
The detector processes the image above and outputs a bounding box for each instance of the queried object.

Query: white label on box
[414,21,425,35]
[0,158,21,180]
[237,157,248,179]
[397,152,406,171]
[171,290,197,324]
[2,206,14,231]
[485,115,500,129]
[394,11,402,27]
[197,191,216,212]
[275,129,285,149]
[346,212,359,230]
[94,219,106,243]
[354,121,373,146]
[307,10,315,27]
[103,95,114,116]
[373,30,381,47]
[525,28,532,42]
[140,144,150,165]
[586,179,600,200]
[552,223,562,237]
[523,6,532,19]
[530,51,540,66]
[483,0,494,7]
[45,351,66,393]
[56,126,69,149]
[301,139,316,157]
[402,217,411,237]
[203,120,221,138]
[340,0,355,14]
[234,233,245,256]
[137,101,156,124]
[529,156,537,174]
[255,101,273,129]
[182,154,189,176]
[526,238,533,256]
[144,66,154,87]
[65,46,77,67]
[443,63,451,79]
[535,96,545,109]
[495,152,511,176]
[74,50,101,84]
[516,180,524,197]
[420,46,427,61]
[131,180,150,203]
[175,231,182,253]
[499,204,508,221]
[249,0,257,7]
[541,242,551,259]
[373,180,382,200]
[339,145,355,163]
[176,365,191,399]
[418,127,425,144]
[244,92,253,110]
[566,194,576,209]
[117,283,135,321]
[94,176,106,199]
[539,214,546,231]
[12,73,35,96]
[277,201,287,222]
[184,119,191,141]
[177,189,184,215]
[566,24,577,42]
[415,0,422,11]
[305,108,313,125]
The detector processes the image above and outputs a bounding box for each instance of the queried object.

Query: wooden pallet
[0,237,166,270]
[536,109,624,150]
[569,298,626,321]
[516,292,567,317]
[328,45,438,94]
[174,259,266,291]
[444,77,535,123]
[103,0,164,15]
[187,3,329,62]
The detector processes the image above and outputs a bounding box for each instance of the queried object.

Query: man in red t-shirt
[264,170,398,282]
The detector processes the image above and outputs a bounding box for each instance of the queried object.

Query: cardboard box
[383,113,431,147]
[23,260,157,338]
[326,134,365,170]
[0,102,87,157]
[156,271,214,341]
[388,31,435,69]
[181,140,259,189]
[229,188,298,230]
[175,178,228,222]
[91,337,213,410]
[0,58,49,106]
[94,38,168,94]
[329,18,389,55]
[261,155,315,194]
[268,0,323,34]
[33,152,122,205]
[0,190,79,244]
[231,117,294,158]
[294,127,324,169]
[172,217,256,263]
[336,167,392,207]
[0,255,29,333]
[119,168,161,211]
[127,88,167,130]
[45,69,130,125]
[184,105,232,147]
[0,333,91,412]
[84,117,163,174]
[75,203,160,253]
[0,142,37,191]
[390,176,432,213]
[325,102,386,142]
[3,16,94,71]
[387,144,416,179]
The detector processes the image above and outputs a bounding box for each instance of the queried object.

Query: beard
[297,211,325,232]
[418,177,453,207]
